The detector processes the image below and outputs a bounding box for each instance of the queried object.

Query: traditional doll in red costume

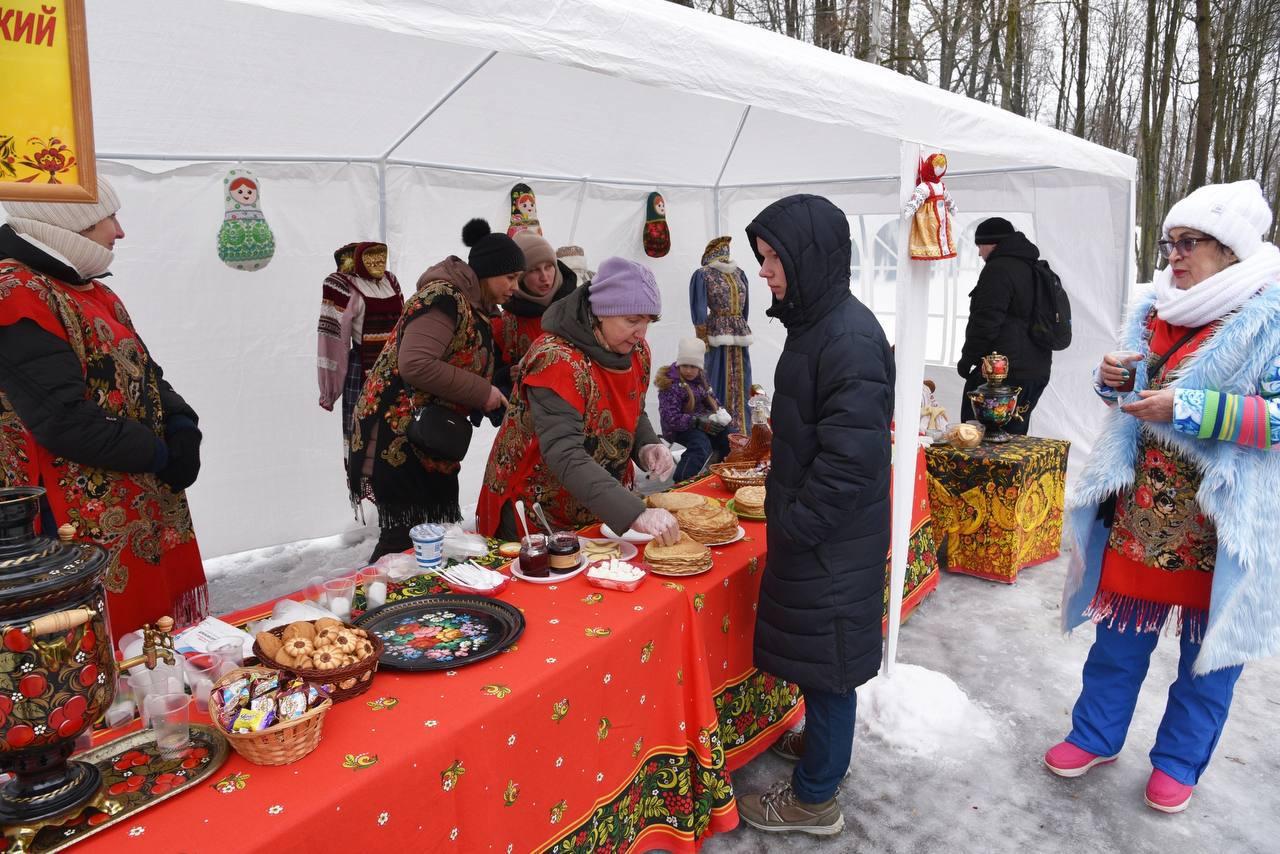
[0,178,209,640]
[902,152,957,261]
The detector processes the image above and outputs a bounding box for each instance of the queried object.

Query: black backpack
[1027,259,1072,351]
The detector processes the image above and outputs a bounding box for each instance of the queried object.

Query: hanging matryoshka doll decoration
[507,182,542,237]
[902,152,957,261]
[217,168,276,271]
[643,191,670,258]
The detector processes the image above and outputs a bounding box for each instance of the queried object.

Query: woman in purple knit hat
[477,257,679,544]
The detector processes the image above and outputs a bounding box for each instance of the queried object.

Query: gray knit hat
[2,176,121,232]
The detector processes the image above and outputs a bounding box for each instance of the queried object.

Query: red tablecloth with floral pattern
[77,458,937,853]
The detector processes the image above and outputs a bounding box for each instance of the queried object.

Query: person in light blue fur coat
[1044,180,1280,814]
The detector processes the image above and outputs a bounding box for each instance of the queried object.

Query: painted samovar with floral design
[966,352,1023,443]
[0,487,173,843]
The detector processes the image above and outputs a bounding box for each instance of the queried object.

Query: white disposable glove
[631,508,680,546]
[639,443,675,481]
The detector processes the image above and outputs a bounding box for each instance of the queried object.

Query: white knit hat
[1162,179,1272,260]
[676,337,705,368]
[2,176,121,233]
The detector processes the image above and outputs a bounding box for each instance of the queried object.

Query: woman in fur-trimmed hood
[1043,180,1280,815]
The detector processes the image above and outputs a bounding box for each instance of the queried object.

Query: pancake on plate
[644,532,713,576]
[646,492,708,512]
[733,486,765,517]
[675,503,739,544]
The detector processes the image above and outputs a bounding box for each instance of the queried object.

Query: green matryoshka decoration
[217,168,276,271]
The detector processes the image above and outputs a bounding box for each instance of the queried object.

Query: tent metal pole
[568,178,589,243]
[724,164,1057,190]
[98,153,379,163]
[883,139,925,680]
[711,106,752,234]
[1124,177,1138,301]
[377,160,388,242]
[384,158,713,189]
[381,51,497,160]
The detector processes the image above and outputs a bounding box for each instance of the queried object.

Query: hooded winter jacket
[745,194,894,694]
[958,232,1053,380]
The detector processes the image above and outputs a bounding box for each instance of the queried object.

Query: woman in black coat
[736,194,894,836]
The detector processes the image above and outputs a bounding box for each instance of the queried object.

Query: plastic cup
[323,577,356,621]
[208,639,244,679]
[128,663,183,726]
[361,566,390,610]
[182,653,220,714]
[144,693,190,756]
[410,523,446,569]
[303,574,328,606]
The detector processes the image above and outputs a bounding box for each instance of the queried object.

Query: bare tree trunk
[895,0,911,73]
[999,0,1018,110]
[1190,0,1214,188]
[1073,0,1089,136]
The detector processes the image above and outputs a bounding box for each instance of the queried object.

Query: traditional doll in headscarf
[903,152,957,261]
[317,242,405,454]
[690,235,752,433]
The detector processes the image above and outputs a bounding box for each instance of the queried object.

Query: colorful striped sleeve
[1173,388,1279,449]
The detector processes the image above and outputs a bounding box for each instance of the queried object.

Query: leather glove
[707,419,728,435]
[157,426,201,492]
[956,360,975,379]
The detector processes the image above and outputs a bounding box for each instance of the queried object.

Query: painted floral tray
[353,595,524,671]
[17,724,228,853]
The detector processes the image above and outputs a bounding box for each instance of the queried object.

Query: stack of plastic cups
[410,523,446,572]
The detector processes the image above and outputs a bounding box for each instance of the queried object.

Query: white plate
[599,524,654,544]
[510,554,587,584]
[579,537,638,561]
[700,526,746,547]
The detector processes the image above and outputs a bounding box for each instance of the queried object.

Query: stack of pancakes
[644,532,713,576]
[646,492,708,513]
[733,486,766,517]
[675,501,739,544]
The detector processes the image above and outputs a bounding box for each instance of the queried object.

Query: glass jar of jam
[547,532,581,573]
[519,534,549,578]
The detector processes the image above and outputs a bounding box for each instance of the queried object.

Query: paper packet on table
[174,617,254,660]
[373,551,423,582]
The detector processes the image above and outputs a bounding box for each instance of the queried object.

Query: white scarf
[5,216,113,281]
[1152,242,1280,327]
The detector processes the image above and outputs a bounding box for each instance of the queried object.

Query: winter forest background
[665,0,1280,282]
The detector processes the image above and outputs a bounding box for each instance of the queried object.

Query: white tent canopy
[62,0,1135,560]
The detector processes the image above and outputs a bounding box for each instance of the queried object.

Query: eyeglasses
[1157,236,1217,258]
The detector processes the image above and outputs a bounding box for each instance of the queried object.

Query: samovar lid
[0,488,108,614]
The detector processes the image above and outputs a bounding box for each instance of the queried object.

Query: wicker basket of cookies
[253,617,383,703]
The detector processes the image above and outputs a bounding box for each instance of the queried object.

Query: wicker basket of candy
[209,666,332,766]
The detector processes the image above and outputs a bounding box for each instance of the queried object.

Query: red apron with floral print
[477,336,650,535]
[1094,315,1218,634]
[0,262,207,639]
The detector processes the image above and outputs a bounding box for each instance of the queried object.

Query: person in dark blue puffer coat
[735,194,894,837]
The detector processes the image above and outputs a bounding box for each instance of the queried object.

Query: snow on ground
[203,537,1278,853]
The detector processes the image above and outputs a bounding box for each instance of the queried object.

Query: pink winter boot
[1043,741,1118,778]
[1144,769,1193,813]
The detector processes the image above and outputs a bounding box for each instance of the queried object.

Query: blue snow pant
[792,686,857,803]
[1066,619,1243,786]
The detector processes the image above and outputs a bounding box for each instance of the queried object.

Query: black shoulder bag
[407,404,473,462]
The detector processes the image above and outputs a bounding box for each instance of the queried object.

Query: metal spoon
[514,500,531,540]
[531,502,555,536]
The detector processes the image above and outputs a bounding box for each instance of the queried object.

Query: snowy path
[205,538,1278,853]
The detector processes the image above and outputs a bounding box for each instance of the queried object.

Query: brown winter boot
[770,729,805,761]
[737,780,844,835]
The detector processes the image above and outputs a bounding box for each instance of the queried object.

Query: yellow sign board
[0,0,97,202]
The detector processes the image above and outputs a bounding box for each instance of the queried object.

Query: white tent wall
[93,159,382,557]
[9,0,1134,559]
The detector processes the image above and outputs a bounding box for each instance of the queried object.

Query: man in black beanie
[957,217,1052,432]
